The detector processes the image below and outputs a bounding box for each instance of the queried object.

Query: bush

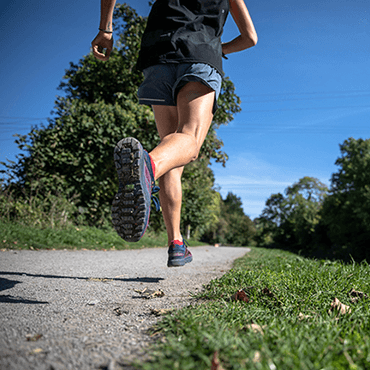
[0,181,81,229]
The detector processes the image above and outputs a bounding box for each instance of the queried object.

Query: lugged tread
[111,137,151,242]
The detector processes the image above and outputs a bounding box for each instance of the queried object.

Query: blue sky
[1,0,369,219]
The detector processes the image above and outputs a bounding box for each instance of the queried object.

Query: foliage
[181,160,221,239]
[320,137,370,261]
[1,98,158,226]
[0,181,80,229]
[0,218,207,251]
[256,176,328,249]
[1,3,242,232]
[139,248,370,370]
[201,192,256,246]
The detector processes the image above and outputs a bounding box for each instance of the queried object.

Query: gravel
[0,246,250,370]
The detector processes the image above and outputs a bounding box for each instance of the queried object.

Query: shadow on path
[0,273,164,305]
[0,271,164,283]
[0,277,49,304]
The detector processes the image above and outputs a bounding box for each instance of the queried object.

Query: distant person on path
[92,0,257,267]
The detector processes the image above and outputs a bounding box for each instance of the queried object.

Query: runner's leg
[152,105,184,244]
[150,81,215,179]
[151,81,215,244]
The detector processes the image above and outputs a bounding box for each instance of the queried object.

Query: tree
[257,177,328,248]
[1,3,242,230]
[202,192,256,246]
[320,137,370,260]
[181,160,221,239]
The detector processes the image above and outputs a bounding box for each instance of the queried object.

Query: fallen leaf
[30,348,43,354]
[87,277,112,283]
[150,308,173,316]
[113,307,129,316]
[253,351,262,363]
[348,288,368,303]
[262,287,274,297]
[135,288,165,299]
[134,288,148,294]
[231,289,250,303]
[298,313,312,320]
[244,324,265,335]
[26,334,43,342]
[211,351,225,370]
[328,298,351,315]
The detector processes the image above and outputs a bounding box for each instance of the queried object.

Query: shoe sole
[111,138,151,242]
[167,255,193,268]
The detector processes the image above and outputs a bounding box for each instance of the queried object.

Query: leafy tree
[1,3,241,230]
[202,192,256,246]
[181,160,221,239]
[257,177,328,248]
[320,137,370,260]
[222,192,256,246]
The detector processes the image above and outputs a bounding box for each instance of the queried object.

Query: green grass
[139,248,370,370]
[0,219,206,250]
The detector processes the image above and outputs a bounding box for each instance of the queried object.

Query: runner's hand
[91,32,113,61]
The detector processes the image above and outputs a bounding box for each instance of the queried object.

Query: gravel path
[0,246,250,370]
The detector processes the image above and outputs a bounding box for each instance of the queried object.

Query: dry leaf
[298,313,311,320]
[328,298,352,315]
[150,308,173,316]
[113,307,128,316]
[26,334,43,342]
[253,351,262,363]
[88,277,112,283]
[134,288,147,294]
[348,288,368,303]
[211,351,225,370]
[231,289,250,303]
[262,287,274,297]
[135,288,165,299]
[244,324,265,335]
[30,348,43,354]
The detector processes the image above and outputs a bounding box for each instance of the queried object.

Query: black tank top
[136,0,229,75]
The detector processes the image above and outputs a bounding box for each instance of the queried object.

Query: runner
[92,0,257,267]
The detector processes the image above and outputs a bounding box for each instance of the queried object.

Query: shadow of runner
[0,277,49,304]
[0,271,164,283]
[0,277,20,292]
[0,295,48,304]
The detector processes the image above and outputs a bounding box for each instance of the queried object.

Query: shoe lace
[182,237,190,248]
[151,185,161,211]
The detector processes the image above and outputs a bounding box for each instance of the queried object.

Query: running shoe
[167,239,193,267]
[111,137,159,242]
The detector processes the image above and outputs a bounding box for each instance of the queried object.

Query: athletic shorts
[137,63,222,114]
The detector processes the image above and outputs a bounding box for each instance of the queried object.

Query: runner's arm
[222,0,258,56]
[91,0,116,61]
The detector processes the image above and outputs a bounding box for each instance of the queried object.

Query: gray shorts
[137,63,222,114]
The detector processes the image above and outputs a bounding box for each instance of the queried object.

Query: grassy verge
[0,220,206,250]
[139,248,370,370]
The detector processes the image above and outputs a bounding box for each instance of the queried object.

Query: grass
[139,248,370,370]
[0,219,206,250]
